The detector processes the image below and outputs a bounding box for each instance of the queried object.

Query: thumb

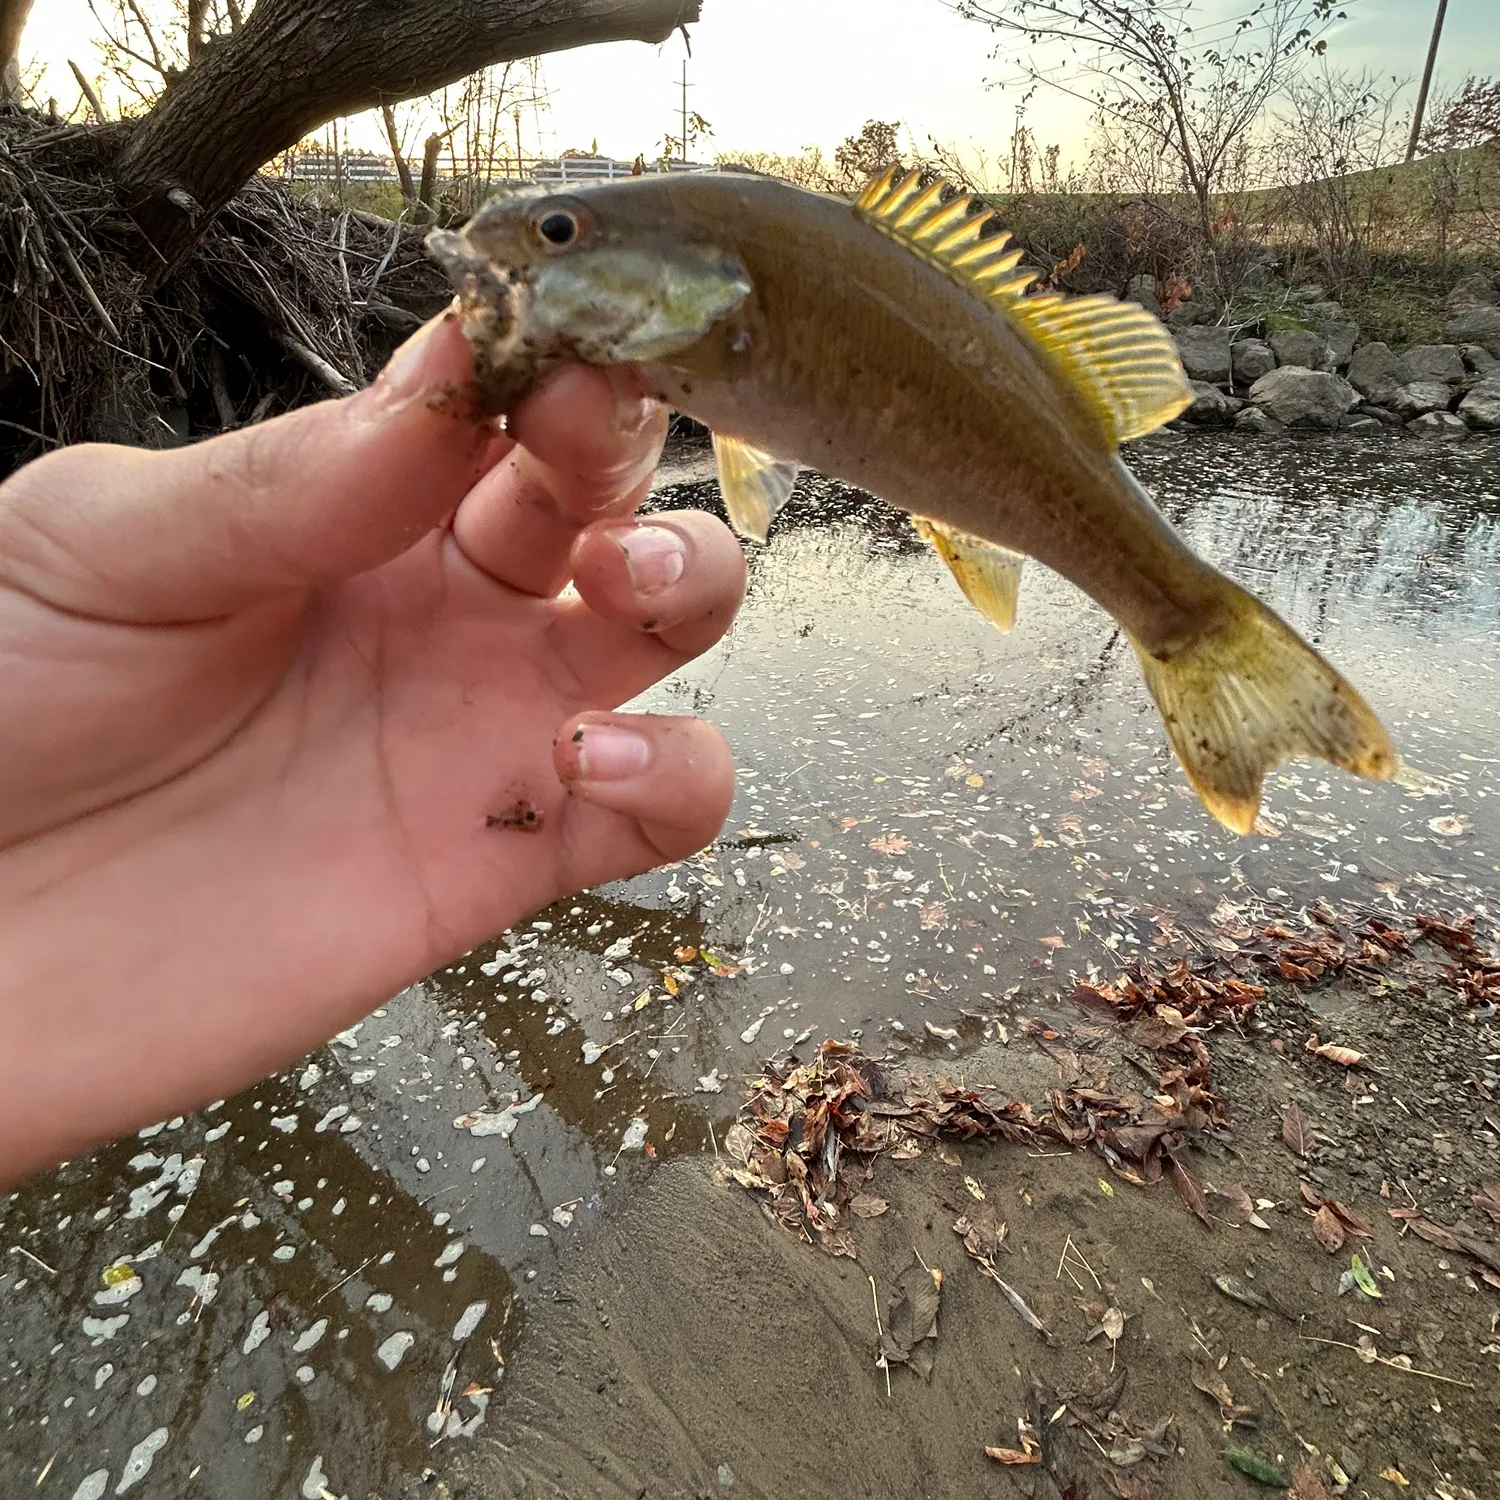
[551,712,737,883]
[0,314,507,624]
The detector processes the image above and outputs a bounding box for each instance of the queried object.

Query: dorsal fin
[853,166,1192,446]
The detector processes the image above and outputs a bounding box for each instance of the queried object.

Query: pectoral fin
[712,434,800,542]
[912,517,1025,633]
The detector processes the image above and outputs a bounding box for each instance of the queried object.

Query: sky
[19,0,1500,170]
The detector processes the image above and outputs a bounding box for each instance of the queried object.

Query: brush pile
[0,110,448,472]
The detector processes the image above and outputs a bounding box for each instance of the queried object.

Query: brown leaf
[1108,1474,1155,1500]
[868,833,911,855]
[1406,1215,1465,1253]
[1307,1036,1368,1068]
[850,1194,889,1219]
[1312,1203,1347,1253]
[952,1202,1008,1261]
[1282,1102,1313,1156]
[1290,1465,1332,1500]
[1327,1200,1372,1238]
[1169,1154,1212,1227]
[984,1447,1040,1465]
[1299,1182,1325,1210]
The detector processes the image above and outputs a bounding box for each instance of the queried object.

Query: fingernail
[606,367,658,435]
[374,316,445,407]
[576,724,652,782]
[619,525,686,595]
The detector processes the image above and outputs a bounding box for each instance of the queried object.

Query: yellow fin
[911,516,1024,633]
[1129,583,1397,835]
[712,433,799,542]
[854,166,1192,445]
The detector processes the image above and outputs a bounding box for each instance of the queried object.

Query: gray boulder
[1303,299,1347,325]
[1173,325,1233,384]
[1126,274,1164,318]
[1234,406,1282,435]
[1400,343,1466,385]
[1462,343,1499,376]
[1248,366,1358,429]
[1269,329,1336,371]
[1457,377,1500,431]
[1444,305,1500,357]
[1445,272,1498,314]
[1320,322,1360,367]
[1346,343,1408,405]
[1231,338,1276,385]
[1388,381,1454,417]
[1340,414,1385,434]
[1406,411,1470,440]
[1356,403,1406,427]
[1291,282,1327,303]
[1167,300,1215,329]
[1185,381,1244,425]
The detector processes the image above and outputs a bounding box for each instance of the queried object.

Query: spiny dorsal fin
[712,432,800,541]
[853,166,1192,446]
[911,516,1024,633]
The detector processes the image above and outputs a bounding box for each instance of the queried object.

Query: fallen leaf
[1306,1036,1368,1068]
[1474,1181,1500,1224]
[236,1390,256,1411]
[1101,1306,1126,1342]
[1427,815,1468,837]
[1169,1154,1211,1227]
[882,1258,943,1379]
[1040,934,1066,950]
[1289,1464,1331,1500]
[1226,1445,1289,1486]
[1347,1253,1382,1299]
[850,1194,889,1219]
[952,1202,1008,1260]
[963,1175,986,1201]
[1378,1467,1409,1488]
[869,833,911,856]
[1313,1204,1347,1253]
[984,1447,1040,1465]
[1281,1102,1313,1157]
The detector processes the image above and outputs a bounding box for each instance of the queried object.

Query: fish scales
[429,168,1397,833]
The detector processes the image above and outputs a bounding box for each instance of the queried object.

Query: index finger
[0,314,505,624]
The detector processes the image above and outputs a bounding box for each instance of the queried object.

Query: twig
[274,331,358,396]
[868,1274,892,1397]
[9,1245,57,1276]
[67,62,108,121]
[34,1450,58,1487]
[1296,1332,1475,1387]
[707,1120,719,1159]
[313,1253,378,1307]
[365,213,407,298]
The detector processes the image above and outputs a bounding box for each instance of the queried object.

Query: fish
[427,166,1397,833]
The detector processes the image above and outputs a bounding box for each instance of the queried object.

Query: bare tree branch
[118,0,702,279]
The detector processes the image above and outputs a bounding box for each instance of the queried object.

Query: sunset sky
[20,0,1500,168]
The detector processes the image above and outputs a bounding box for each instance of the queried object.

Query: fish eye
[536,210,580,248]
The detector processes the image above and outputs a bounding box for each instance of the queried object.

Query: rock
[1173,325,1233,384]
[1231,338,1276,385]
[1444,305,1500,357]
[1167,300,1215,329]
[1388,381,1454,417]
[1320,321,1361,367]
[1303,299,1347,325]
[1340,414,1384,434]
[1248,367,1358,429]
[1346,342,1408,405]
[1291,282,1327,303]
[1444,271,1498,314]
[1126,273,1163,319]
[1400,343,1466,385]
[1407,411,1470,440]
[1356,403,1405,427]
[1185,380,1243,424]
[1234,406,1282,435]
[1457,376,1500,430]
[1462,343,1499,376]
[1269,329,1336,371]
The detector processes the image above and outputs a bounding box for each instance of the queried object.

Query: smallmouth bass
[428,167,1396,832]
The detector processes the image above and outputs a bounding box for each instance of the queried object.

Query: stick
[868,1274,891,1397]
[365,213,406,299]
[9,1245,57,1276]
[313,1253,378,1307]
[1297,1332,1475,1387]
[274,332,358,397]
[68,62,107,121]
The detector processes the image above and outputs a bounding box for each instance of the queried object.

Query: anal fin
[912,516,1025,633]
[712,433,800,541]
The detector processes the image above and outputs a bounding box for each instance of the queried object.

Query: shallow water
[3,432,1497,1498]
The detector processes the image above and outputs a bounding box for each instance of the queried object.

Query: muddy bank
[1,432,1497,1499]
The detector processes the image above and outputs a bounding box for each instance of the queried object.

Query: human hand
[0,312,746,1185]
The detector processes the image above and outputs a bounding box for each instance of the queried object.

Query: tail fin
[1129,585,1397,835]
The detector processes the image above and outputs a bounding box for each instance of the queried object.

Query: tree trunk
[115,0,701,282]
[418,133,443,211]
[381,102,416,201]
[0,0,36,105]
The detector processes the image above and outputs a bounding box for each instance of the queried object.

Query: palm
[0,321,744,1184]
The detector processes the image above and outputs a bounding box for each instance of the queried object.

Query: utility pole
[1405,0,1449,162]
[680,59,689,163]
